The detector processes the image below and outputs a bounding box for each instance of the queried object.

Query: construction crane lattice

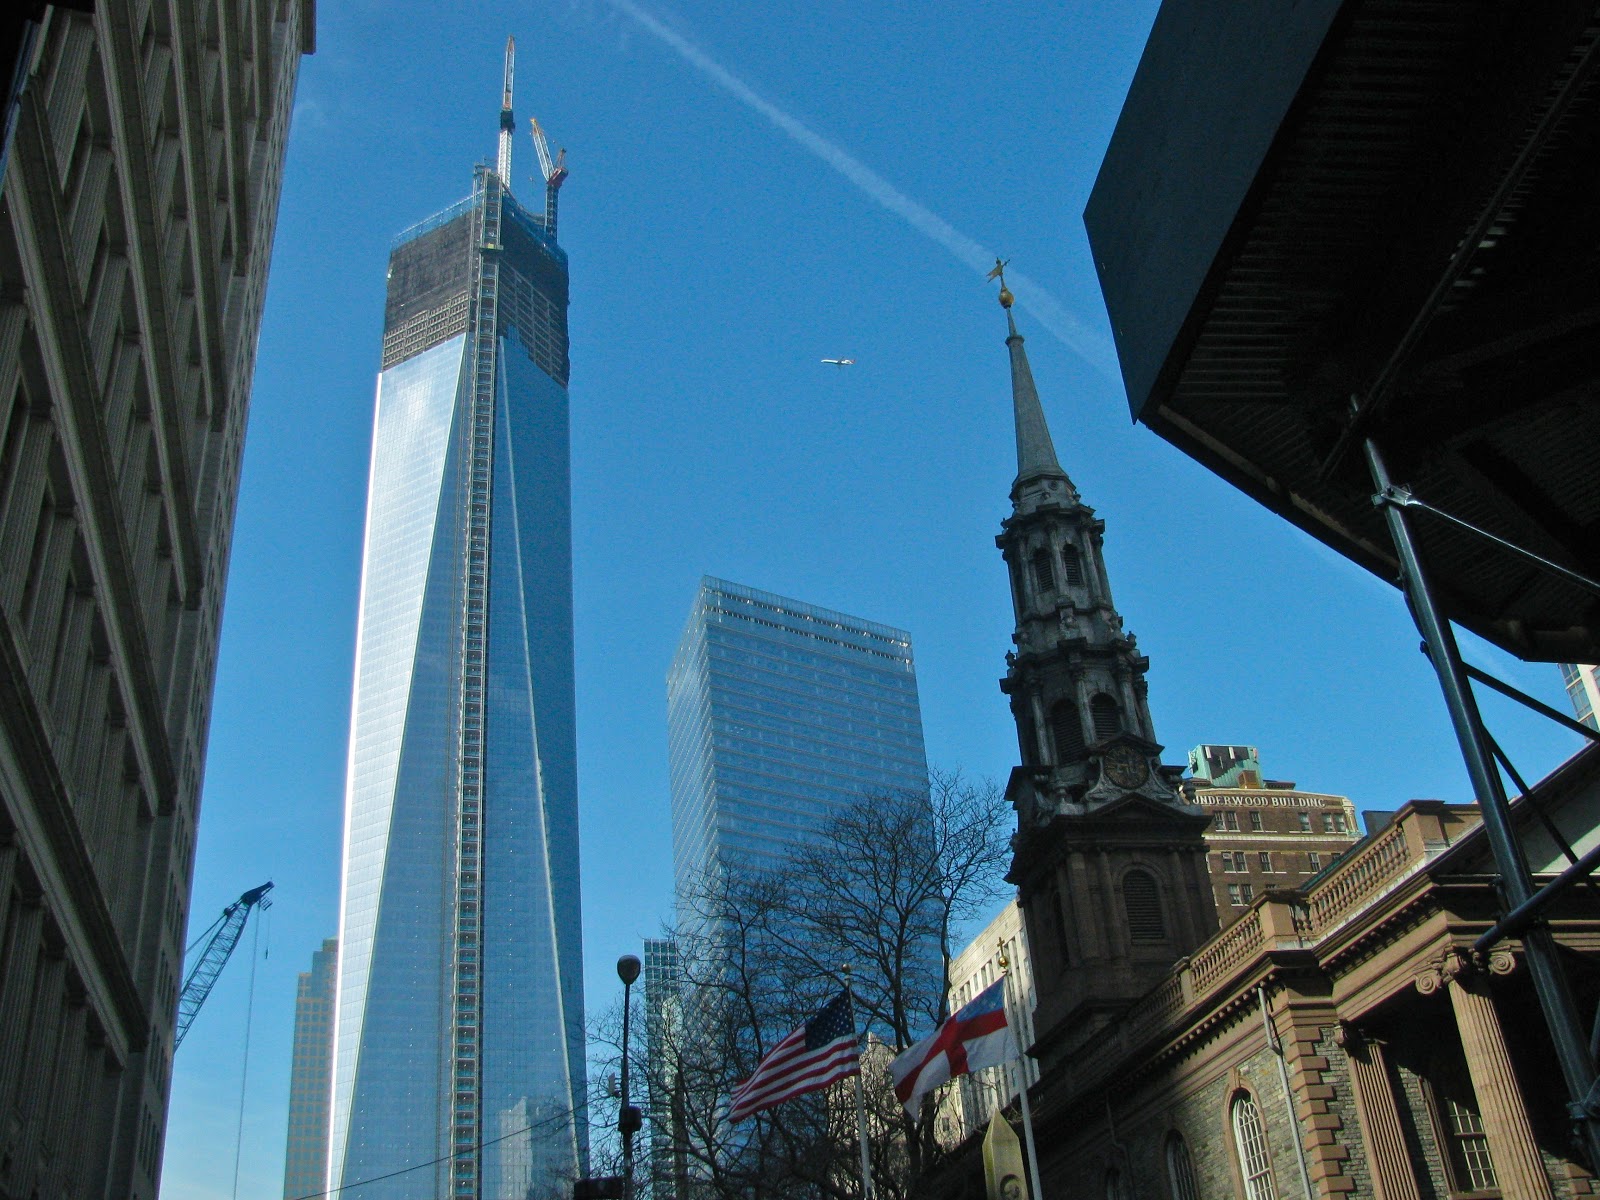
[174,881,273,1049]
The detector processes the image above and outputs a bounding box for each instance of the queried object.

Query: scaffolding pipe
[1362,425,1600,1163]
[1475,840,1600,957]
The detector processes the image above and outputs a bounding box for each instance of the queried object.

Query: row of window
[1212,809,1349,834]
[1217,851,1334,875]
[1130,1101,1268,1200]
[1111,1068,1497,1200]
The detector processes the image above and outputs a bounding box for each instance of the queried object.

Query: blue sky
[160,2,1589,1196]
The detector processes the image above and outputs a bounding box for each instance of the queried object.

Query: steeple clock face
[1102,743,1150,790]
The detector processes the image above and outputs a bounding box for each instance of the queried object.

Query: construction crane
[498,36,517,187]
[528,115,568,240]
[174,881,273,1049]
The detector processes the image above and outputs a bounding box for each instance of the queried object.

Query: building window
[1227,884,1244,906]
[1258,852,1272,872]
[1061,543,1085,586]
[1429,1049,1498,1191]
[1308,852,1322,872]
[1322,811,1348,834]
[1165,1133,1199,1200]
[1214,812,1227,831]
[1222,810,1240,831]
[1122,869,1165,941]
[1090,694,1122,741]
[1231,1092,1278,1200]
[1240,883,1254,903]
[1297,812,1312,833]
[1248,810,1264,832]
[1032,548,1055,593]
[1051,700,1086,763]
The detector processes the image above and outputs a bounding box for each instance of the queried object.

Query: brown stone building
[943,277,1600,1200]
[0,3,312,1198]
[1013,750,1600,1200]
[1186,745,1363,926]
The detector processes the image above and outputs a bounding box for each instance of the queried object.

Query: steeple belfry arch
[985,264,1217,1072]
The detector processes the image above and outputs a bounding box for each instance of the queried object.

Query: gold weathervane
[986,257,1015,309]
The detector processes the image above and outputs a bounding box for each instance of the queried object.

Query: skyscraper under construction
[327,42,586,1200]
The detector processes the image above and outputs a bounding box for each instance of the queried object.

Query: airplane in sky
[821,358,855,368]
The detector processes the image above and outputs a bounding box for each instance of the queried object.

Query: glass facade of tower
[667,578,930,897]
[643,939,683,1200]
[329,170,586,1200]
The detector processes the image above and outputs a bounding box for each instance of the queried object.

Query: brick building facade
[1186,745,1363,926]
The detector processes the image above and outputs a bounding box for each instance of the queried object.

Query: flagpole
[997,942,1043,1200]
[842,964,875,1200]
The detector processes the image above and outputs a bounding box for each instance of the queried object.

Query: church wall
[1034,1007,1312,1200]
[1390,1060,1448,1200]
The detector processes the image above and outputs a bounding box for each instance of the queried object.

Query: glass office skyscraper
[328,71,585,1199]
[667,578,930,898]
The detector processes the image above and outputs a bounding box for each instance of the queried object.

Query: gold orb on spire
[987,256,1015,308]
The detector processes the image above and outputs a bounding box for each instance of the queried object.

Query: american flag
[727,990,860,1123]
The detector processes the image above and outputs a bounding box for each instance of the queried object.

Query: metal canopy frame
[1085,0,1600,1166]
[1364,427,1600,1164]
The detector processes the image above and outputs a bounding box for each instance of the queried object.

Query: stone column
[1028,692,1051,764]
[1420,952,1553,1200]
[1338,1027,1420,1200]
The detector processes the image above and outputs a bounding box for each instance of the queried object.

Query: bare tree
[607,769,1011,1200]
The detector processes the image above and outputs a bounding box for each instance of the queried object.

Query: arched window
[1050,700,1085,764]
[1090,694,1122,741]
[1165,1132,1199,1200]
[1231,1091,1277,1200]
[1061,543,1085,586]
[1122,869,1165,942]
[1105,1167,1128,1200]
[1031,547,1055,593]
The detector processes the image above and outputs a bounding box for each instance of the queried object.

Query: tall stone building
[0,4,312,1199]
[991,278,1218,1075]
[283,938,337,1200]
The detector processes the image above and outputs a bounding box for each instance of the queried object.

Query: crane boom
[497,36,516,186]
[528,116,569,239]
[174,881,273,1048]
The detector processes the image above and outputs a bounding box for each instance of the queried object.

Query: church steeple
[988,268,1216,1073]
[1005,305,1070,506]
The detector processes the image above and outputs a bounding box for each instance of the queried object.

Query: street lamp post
[617,954,643,1200]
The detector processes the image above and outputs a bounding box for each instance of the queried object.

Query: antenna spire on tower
[497,36,516,186]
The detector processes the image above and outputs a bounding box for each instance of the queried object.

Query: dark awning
[1085,0,1600,662]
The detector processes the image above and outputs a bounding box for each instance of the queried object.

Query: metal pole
[1258,986,1313,1200]
[997,949,1043,1200]
[1363,429,1600,1163]
[843,965,875,1200]
[621,977,635,1200]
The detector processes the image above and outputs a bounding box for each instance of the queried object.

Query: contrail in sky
[603,0,1120,379]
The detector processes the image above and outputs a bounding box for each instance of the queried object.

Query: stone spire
[988,269,1217,1073]
[1005,305,1070,505]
